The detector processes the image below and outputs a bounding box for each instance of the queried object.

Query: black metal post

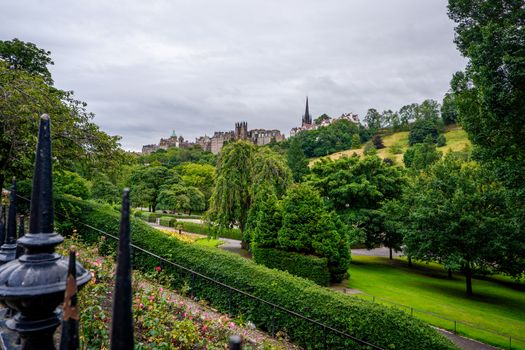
[110,189,134,350]
[0,178,19,264]
[16,215,24,259]
[0,115,91,350]
[59,248,79,350]
[228,335,242,350]
[0,206,5,247]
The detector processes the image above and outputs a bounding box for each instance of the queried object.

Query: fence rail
[344,289,525,350]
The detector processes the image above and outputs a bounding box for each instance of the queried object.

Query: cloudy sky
[1,0,466,151]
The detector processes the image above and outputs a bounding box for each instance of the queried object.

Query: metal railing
[344,290,525,350]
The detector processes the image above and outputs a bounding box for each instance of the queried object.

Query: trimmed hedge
[159,216,177,227]
[253,247,330,286]
[55,196,457,350]
[140,212,159,222]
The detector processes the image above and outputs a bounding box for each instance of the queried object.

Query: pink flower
[139,303,144,309]
[155,266,161,272]
[159,287,164,292]
[228,322,235,329]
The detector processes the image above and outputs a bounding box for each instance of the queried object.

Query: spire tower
[302,96,312,127]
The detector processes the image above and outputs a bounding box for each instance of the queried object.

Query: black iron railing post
[110,189,134,350]
[0,178,19,264]
[228,335,242,350]
[0,115,91,350]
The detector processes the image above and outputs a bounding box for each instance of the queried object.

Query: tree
[0,38,54,84]
[351,134,361,149]
[408,118,440,145]
[91,175,121,204]
[178,163,215,207]
[378,199,405,259]
[308,156,406,248]
[287,137,309,182]
[129,166,174,211]
[382,110,402,131]
[186,186,206,214]
[364,108,383,132]
[157,185,190,213]
[252,147,292,197]
[402,153,524,296]
[314,114,330,125]
[372,135,385,149]
[403,136,442,170]
[278,184,350,282]
[54,170,91,200]
[399,103,418,129]
[415,99,441,121]
[250,186,282,249]
[0,45,125,191]
[208,141,255,242]
[441,93,459,125]
[448,0,525,191]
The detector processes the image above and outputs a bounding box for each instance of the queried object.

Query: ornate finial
[110,189,134,350]
[0,178,18,264]
[229,335,242,350]
[30,114,54,235]
[59,247,79,350]
[0,115,91,350]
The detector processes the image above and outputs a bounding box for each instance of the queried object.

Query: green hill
[312,126,470,165]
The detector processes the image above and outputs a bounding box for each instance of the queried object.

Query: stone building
[290,97,360,137]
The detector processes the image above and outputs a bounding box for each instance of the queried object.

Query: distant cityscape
[141,97,360,155]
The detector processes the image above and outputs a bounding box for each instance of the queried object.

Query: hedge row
[136,210,204,220]
[253,247,331,286]
[55,196,456,350]
[159,216,177,227]
[140,212,158,222]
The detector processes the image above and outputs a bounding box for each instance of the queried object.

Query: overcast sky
[1,0,466,151]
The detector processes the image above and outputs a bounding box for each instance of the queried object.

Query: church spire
[302,96,311,126]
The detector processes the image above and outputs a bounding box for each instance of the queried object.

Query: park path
[149,223,501,350]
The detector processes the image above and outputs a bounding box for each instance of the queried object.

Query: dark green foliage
[408,118,440,145]
[252,247,330,286]
[364,108,383,132]
[159,216,177,227]
[314,114,330,125]
[403,137,443,170]
[292,119,363,157]
[351,134,361,149]
[129,166,176,211]
[372,135,385,149]
[55,196,456,350]
[140,212,159,223]
[250,187,281,249]
[436,134,447,147]
[308,156,406,250]
[91,175,120,204]
[139,146,216,168]
[287,137,309,182]
[54,170,91,200]
[0,38,54,84]
[448,0,525,232]
[278,184,350,282]
[441,93,459,125]
[401,153,524,295]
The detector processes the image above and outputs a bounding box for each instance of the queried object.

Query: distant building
[196,121,284,154]
[143,123,284,155]
[290,97,360,137]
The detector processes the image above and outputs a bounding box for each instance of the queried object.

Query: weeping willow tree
[208,141,291,246]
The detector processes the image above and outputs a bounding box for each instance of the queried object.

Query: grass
[194,237,224,248]
[312,125,471,166]
[179,222,243,240]
[348,256,525,349]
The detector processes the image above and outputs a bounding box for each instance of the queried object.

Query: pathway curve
[149,222,501,350]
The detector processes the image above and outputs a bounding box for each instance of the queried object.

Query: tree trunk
[0,173,4,192]
[389,247,393,260]
[448,268,452,279]
[408,256,412,267]
[464,262,473,296]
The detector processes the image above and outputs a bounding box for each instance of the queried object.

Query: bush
[408,118,440,145]
[55,196,456,350]
[252,247,330,286]
[159,216,177,227]
[141,212,159,222]
[436,134,447,147]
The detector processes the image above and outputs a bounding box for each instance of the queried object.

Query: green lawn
[312,125,471,166]
[348,256,525,349]
[194,237,223,248]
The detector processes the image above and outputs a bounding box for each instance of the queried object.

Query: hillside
[312,126,470,165]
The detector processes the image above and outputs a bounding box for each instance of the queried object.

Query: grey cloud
[1,0,466,150]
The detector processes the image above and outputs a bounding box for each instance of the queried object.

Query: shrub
[437,134,447,147]
[372,135,385,149]
[140,212,159,222]
[252,247,330,286]
[159,216,177,227]
[408,118,440,145]
[55,195,456,350]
